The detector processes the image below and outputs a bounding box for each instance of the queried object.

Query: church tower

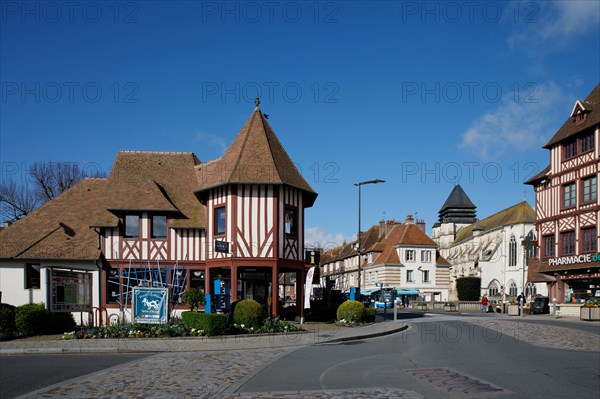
[432,185,477,257]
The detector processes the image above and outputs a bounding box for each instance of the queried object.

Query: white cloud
[508,1,600,51]
[460,82,567,159]
[305,226,354,251]
[195,130,229,154]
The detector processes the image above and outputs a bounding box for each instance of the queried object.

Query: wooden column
[271,266,279,317]
[230,265,238,302]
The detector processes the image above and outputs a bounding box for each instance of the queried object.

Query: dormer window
[576,111,586,126]
[152,215,167,238]
[125,215,139,238]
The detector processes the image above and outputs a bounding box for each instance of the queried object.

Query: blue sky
[1,1,599,249]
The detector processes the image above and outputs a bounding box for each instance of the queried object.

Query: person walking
[481,294,489,313]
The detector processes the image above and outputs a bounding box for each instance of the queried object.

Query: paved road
[238,315,600,398]
[0,313,598,398]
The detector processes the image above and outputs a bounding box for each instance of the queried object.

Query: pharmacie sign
[549,253,600,266]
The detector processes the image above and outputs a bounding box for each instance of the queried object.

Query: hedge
[336,300,365,322]
[0,303,16,340]
[233,299,263,328]
[364,307,376,322]
[15,303,49,336]
[181,311,227,336]
[456,277,481,301]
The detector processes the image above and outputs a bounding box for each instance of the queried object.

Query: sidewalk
[0,319,408,355]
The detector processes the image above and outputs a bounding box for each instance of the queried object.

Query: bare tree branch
[0,179,39,223]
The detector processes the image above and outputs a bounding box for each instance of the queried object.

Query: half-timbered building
[526,83,599,308]
[0,101,316,322]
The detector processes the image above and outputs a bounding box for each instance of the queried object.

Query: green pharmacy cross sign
[133,287,169,324]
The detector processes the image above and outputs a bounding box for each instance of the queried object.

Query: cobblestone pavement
[466,319,600,352]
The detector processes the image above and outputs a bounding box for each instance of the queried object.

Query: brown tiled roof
[0,179,108,260]
[372,224,437,266]
[195,108,317,207]
[436,253,450,266]
[524,165,551,185]
[543,83,600,148]
[100,151,205,228]
[453,201,535,244]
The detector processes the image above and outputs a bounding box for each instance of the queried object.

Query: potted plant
[181,288,205,312]
[580,298,600,321]
[507,299,520,316]
[443,301,456,312]
[416,301,427,311]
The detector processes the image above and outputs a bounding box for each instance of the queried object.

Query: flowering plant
[583,298,599,308]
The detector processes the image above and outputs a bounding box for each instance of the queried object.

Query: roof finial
[255,93,260,109]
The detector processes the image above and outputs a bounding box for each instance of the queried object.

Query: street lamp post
[355,179,385,299]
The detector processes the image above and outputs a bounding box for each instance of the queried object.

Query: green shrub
[15,303,49,337]
[0,303,16,341]
[233,299,263,328]
[456,277,481,301]
[364,307,376,322]
[336,300,365,322]
[182,311,227,336]
[47,312,76,334]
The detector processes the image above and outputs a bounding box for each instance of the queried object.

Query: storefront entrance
[237,267,272,308]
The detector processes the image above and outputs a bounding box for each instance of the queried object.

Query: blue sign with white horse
[133,287,168,324]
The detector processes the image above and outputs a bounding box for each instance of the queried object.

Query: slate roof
[0,179,108,260]
[439,185,476,212]
[195,107,317,207]
[524,165,551,185]
[543,83,600,148]
[453,201,536,244]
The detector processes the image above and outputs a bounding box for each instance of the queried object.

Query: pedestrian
[517,292,525,305]
[481,294,489,313]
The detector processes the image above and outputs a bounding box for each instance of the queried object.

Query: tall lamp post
[355,179,385,298]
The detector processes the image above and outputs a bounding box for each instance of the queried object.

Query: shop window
[152,215,167,238]
[582,227,597,253]
[563,183,576,208]
[171,269,187,304]
[544,235,555,258]
[582,176,597,203]
[106,268,120,304]
[125,215,139,238]
[25,264,40,289]
[561,231,575,256]
[284,207,297,237]
[214,207,226,236]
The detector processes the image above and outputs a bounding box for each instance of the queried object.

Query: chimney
[405,214,414,224]
[379,220,385,238]
[416,219,426,232]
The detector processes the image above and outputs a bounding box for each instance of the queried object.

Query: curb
[317,323,409,344]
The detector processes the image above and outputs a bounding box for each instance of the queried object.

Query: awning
[395,289,419,295]
[359,289,380,296]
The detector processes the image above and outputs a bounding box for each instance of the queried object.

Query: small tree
[456,277,481,301]
[182,288,205,311]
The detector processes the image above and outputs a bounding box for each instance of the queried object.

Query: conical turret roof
[436,185,477,225]
[195,106,317,206]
